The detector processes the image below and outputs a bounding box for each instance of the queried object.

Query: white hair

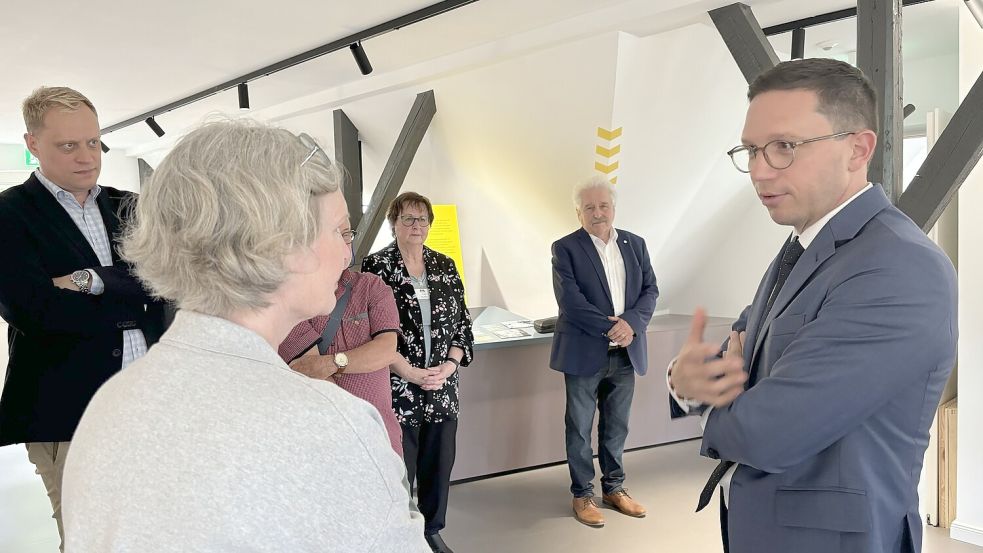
[573,175,617,209]
[122,119,342,317]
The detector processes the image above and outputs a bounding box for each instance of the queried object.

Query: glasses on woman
[340,229,358,245]
[399,215,431,227]
[726,131,855,173]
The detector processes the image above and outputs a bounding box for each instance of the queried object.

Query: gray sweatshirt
[62,310,429,553]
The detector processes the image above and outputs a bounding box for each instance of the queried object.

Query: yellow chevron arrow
[595,144,621,158]
[610,177,618,184]
[597,127,623,140]
[595,160,619,174]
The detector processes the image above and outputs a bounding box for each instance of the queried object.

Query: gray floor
[1,440,979,552]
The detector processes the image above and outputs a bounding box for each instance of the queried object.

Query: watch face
[334,352,349,367]
[72,270,90,283]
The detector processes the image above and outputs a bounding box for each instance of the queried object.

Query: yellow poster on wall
[425,204,466,290]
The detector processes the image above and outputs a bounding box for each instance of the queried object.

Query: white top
[62,310,429,553]
[588,228,627,317]
[672,184,873,507]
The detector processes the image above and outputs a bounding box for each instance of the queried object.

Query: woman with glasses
[61,121,429,552]
[362,192,474,553]
[278,224,405,456]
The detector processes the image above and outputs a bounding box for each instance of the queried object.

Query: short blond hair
[22,86,98,133]
[122,119,343,317]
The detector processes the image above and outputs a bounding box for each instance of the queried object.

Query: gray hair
[573,175,618,209]
[122,119,342,317]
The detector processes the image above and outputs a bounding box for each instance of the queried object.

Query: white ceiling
[0,0,961,151]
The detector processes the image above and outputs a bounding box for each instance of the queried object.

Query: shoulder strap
[318,281,354,355]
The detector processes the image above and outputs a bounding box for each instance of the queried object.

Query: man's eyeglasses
[340,229,358,245]
[399,215,431,228]
[726,131,855,173]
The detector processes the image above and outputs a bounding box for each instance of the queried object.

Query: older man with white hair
[549,175,659,527]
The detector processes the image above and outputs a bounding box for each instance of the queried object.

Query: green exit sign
[25,149,39,167]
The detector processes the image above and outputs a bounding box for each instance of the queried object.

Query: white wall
[278,32,622,319]
[952,7,983,548]
[611,24,788,319]
[99,150,140,193]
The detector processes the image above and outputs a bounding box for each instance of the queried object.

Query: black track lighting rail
[100,0,478,135]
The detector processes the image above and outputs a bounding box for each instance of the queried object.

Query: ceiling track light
[145,116,165,138]
[100,141,110,153]
[966,0,983,28]
[238,82,250,110]
[350,42,373,75]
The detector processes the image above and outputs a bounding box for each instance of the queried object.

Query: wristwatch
[332,352,350,375]
[70,270,92,294]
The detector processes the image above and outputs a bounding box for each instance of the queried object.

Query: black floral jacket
[361,242,474,426]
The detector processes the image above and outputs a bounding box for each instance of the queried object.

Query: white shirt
[671,184,873,507]
[588,228,627,317]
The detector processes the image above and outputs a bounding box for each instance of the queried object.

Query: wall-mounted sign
[25,149,39,167]
[425,204,466,291]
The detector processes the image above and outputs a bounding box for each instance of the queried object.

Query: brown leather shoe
[603,489,647,517]
[572,495,605,527]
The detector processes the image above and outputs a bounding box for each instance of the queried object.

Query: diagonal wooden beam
[857,0,904,204]
[353,90,437,265]
[898,69,983,232]
[709,3,779,85]
[333,109,364,229]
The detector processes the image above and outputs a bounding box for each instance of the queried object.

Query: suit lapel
[23,176,101,267]
[575,228,613,310]
[615,231,639,302]
[96,189,123,263]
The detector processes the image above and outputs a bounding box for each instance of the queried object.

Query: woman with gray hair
[59,120,429,553]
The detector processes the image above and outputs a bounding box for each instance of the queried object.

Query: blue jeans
[564,348,636,497]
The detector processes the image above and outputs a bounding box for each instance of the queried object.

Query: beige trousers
[26,441,72,552]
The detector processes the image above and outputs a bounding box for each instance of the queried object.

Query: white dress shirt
[672,184,872,507]
[589,229,627,347]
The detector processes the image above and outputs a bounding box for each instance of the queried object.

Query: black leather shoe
[425,533,456,553]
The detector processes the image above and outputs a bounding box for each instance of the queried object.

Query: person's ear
[848,129,877,172]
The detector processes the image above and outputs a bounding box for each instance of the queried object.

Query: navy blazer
[549,227,659,377]
[0,174,166,446]
[681,186,956,553]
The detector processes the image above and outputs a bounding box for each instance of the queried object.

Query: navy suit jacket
[676,186,956,553]
[550,227,658,376]
[0,175,166,446]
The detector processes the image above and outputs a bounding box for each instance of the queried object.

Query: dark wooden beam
[333,109,364,229]
[857,0,904,204]
[898,70,983,232]
[709,3,779,84]
[353,90,437,265]
[137,158,154,190]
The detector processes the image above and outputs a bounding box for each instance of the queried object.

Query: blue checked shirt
[35,170,148,368]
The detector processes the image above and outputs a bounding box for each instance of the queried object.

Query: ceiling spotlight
[100,141,110,153]
[966,0,983,28]
[238,83,250,110]
[350,42,373,75]
[145,117,165,138]
[815,40,839,52]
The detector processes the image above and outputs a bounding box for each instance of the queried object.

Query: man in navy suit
[0,87,165,550]
[550,176,659,527]
[669,59,957,553]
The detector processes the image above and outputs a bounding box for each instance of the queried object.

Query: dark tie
[763,237,805,318]
[695,236,805,513]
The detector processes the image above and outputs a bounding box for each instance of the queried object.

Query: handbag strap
[318,281,353,355]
